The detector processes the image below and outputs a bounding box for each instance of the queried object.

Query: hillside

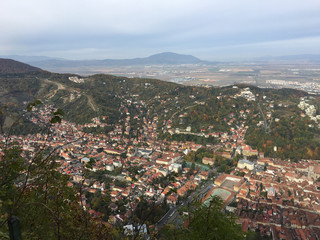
[0,59,319,160]
[0,58,43,74]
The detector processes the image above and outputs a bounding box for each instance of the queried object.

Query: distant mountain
[0,55,61,63]
[2,52,210,72]
[256,54,320,63]
[131,52,203,65]
[0,58,43,74]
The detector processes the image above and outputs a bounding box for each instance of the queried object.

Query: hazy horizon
[1,0,320,61]
[2,51,320,63]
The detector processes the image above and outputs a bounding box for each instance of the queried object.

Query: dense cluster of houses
[3,103,211,226]
[233,158,320,239]
[2,92,320,239]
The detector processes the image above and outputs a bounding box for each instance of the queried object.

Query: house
[104,148,123,155]
[237,159,254,170]
[106,164,115,171]
[169,163,182,173]
[123,224,148,238]
[216,151,233,159]
[200,171,209,180]
[81,157,90,164]
[267,186,276,198]
[167,194,178,205]
[202,157,215,166]
[156,158,171,165]
[308,165,320,180]
[113,161,122,167]
[242,145,258,157]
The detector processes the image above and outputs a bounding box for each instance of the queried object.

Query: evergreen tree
[161,196,245,240]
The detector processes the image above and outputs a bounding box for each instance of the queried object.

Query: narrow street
[157,181,214,228]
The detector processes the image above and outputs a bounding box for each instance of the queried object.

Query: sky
[1,0,320,61]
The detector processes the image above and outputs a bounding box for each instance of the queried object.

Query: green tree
[161,196,245,240]
[0,103,114,239]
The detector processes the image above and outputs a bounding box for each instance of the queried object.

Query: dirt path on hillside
[42,79,66,98]
[87,95,98,112]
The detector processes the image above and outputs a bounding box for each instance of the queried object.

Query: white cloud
[1,0,320,59]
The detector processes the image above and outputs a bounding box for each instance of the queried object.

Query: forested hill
[0,59,319,160]
[0,58,43,74]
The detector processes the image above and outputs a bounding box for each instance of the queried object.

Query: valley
[0,59,320,239]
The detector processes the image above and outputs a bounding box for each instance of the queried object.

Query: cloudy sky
[1,0,320,60]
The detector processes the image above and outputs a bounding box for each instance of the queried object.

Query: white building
[106,164,115,171]
[237,159,254,170]
[169,163,182,173]
[113,161,122,168]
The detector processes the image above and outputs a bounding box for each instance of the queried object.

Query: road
[42,78,66,99]
[163,103,200,130]
[157,181,214,228]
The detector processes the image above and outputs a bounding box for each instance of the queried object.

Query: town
[1,86,320,239]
